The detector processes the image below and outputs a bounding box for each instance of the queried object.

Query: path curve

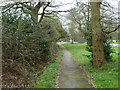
[58,44,92,88]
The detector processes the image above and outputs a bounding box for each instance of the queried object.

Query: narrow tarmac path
[58,44,92,88]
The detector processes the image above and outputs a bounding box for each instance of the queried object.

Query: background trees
[65,1,119,67]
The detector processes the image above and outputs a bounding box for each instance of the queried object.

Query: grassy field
[62,43,118,88]
[35,49,63,88]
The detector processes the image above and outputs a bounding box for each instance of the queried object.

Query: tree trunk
[91,2,107,68]
[31,10,38,23]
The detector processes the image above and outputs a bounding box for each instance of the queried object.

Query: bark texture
[91,2,106,68]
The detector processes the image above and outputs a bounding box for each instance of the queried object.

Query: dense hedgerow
[2,5,67,88]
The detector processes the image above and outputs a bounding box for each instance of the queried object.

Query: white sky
[52,0,119,10]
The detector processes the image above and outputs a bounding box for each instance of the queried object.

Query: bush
[2,5,67,65]
[2,4,67,88]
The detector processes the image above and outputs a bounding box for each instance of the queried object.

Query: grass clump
[63,43,118,88]
[35,49,63,88]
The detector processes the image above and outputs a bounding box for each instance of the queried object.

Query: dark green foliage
[2,4,68,87]
[103,35,113,61]
[2,5,67,65]
[84,25,93,64]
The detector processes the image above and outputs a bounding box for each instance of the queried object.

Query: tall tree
[91,1,107,68]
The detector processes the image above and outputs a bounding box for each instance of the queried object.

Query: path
[58,44,92,88]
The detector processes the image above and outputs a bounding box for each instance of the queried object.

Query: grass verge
[34,49,63,88]
[62,43,118,88]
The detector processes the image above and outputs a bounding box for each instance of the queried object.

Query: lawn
[62,43,118,88]
[34,49,63,88]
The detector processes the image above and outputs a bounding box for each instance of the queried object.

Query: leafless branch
[2,2,33,13]
[39,2,50,22]
[105,25,120,34]
[2,3,15,13]
[34,2,44,12]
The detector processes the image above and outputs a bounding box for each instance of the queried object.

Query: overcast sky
[50,0,119,29]
[0,0,119,27]
[52,0,119,10]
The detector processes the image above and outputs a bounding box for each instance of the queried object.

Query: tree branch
[39,2,50,22]
[19,2,33,11]
[34,2,44,12]
[2,3,16,13]
[105,25,120,34]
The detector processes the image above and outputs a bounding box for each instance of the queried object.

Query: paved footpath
[58,44,92,88]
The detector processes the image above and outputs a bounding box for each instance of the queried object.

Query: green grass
[63,43,118,88]
[34,49,63,88]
